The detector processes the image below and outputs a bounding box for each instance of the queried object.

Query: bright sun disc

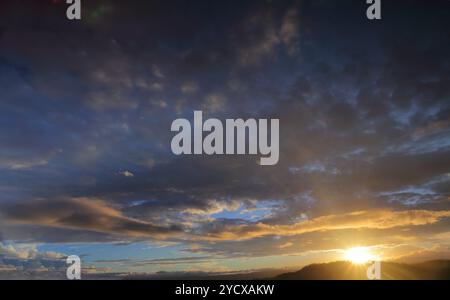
[344,247,378,264]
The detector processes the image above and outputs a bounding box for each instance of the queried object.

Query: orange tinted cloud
[199,210,450,241]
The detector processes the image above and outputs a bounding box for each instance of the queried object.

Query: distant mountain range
[275,260,450,280]
[3,260,449,280]
[121,260,450,280]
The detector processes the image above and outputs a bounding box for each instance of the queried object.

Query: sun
[344,247,378,264]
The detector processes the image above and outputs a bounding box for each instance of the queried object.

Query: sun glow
[344,247,378,264]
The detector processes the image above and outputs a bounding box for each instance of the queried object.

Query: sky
[0,0,450,278]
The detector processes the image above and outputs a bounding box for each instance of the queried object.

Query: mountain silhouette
[275,260,450,280]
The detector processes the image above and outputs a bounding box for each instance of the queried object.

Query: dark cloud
[1,198,183,240]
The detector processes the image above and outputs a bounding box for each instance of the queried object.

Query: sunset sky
[0,0,450,278]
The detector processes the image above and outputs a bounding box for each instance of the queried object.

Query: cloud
[120,170,134,178]
[0,241,111,279]
[0,242,68,278]
[181,81,199,94]
[199,210,450,241]
[0,242,63,260]
[96,256,218,267]
[391,244,450,263]
[280,8,300,55]
[181,199,242,216]
[236,6,300,66]
[152,65,165,79]
[279,242,294,249]
[6,199,449,247]
[0,157,48,170]
[1,198,182,239]
[202,93,227,113]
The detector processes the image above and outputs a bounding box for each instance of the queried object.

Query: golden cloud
[199,209,450,241]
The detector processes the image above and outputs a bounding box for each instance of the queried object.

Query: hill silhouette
[275,260,450,280]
